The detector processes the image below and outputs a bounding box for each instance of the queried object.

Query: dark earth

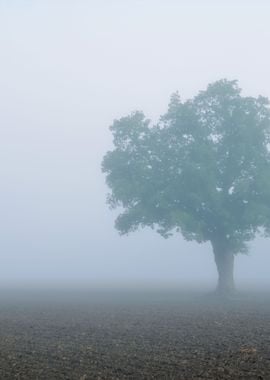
[0,288,269,379]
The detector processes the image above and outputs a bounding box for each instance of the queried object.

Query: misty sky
[0,1,270,287]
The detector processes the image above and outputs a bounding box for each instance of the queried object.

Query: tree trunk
[211,240,235,295]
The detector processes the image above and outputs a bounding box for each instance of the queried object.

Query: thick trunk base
[211,240,235,296]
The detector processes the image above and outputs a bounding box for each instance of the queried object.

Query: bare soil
[0,288,269,379]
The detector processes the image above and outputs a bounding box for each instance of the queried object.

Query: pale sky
[0,1,270,287]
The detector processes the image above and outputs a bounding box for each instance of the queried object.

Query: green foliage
[102,80,270,253]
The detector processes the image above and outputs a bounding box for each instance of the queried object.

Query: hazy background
[0,0,269,289]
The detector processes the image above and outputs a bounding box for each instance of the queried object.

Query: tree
[102,80,270,295]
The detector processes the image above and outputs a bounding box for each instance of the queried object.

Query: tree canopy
[102,80,270,256]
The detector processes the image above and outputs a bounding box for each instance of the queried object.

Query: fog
[0,1,270,288]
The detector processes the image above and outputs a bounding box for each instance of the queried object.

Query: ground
[0,288,269,379]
